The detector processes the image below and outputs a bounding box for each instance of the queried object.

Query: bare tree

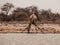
[1,3,14,15]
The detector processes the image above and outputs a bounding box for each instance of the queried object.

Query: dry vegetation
[0,21,60,33]
[0,3,60,33]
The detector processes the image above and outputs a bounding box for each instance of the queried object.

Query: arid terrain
[0,21,60,33]
[0,34,60,45]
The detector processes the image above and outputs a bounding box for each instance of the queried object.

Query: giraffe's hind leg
[35,26,39,33]
[40,28,45,33]
[35,27,44,33]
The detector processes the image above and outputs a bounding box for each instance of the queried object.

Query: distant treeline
[0,3,60,23]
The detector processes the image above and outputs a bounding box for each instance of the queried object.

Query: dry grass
[0,22,60,33]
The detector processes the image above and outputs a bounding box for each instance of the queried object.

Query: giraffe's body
[30,13,37,21]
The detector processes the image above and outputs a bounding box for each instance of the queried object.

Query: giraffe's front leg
[35,26,38,33]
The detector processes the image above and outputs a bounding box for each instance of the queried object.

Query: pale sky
[0,0,60,13]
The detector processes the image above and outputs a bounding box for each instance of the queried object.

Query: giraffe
[25,10,39,33]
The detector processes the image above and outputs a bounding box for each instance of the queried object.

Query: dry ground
[0,22,60,33]
[0,34,60,45]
